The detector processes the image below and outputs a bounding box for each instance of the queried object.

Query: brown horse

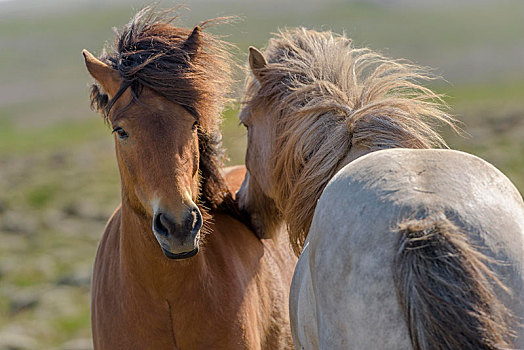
[83,9,295,349]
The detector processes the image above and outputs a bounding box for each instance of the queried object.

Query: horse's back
[222,165,247,193]
[294,148,524,349]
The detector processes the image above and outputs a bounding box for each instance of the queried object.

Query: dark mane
[89,7,237,213]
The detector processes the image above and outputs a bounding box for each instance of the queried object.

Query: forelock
[88,6,234,133]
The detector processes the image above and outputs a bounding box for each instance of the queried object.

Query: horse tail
[393,213,513,350]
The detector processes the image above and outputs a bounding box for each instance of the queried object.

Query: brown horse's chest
[90,224,262,350]
[91,248,177,349]
[164,278,258,349]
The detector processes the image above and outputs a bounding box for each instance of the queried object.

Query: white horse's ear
[82,49,122,98]
[249,46,267,82]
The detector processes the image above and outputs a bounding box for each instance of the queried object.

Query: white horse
[237,28,524,349]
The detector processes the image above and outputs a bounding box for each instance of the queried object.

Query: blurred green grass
[0,0,523,348]
[0,118,106,157]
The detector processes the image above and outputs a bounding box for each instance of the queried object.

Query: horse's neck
[117,199,206,296]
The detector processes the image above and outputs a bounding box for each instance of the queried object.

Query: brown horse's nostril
[190,207,203,235]
[154,212,173,237]
[153,208,202,238]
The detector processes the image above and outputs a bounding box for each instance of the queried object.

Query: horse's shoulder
[106,205,122,228]
[101,205,121,240]
[208,210,295,277]
[94,205,122,267]
[206,211,262,253]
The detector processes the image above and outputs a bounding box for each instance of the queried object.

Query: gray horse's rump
[292,148,524,349]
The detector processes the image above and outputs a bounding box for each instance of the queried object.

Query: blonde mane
[244,28,457,255]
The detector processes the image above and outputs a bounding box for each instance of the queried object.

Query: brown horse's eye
[112,126,129,140]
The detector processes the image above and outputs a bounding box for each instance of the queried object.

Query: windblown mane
[244,28,457,254]
[89,7,236,212]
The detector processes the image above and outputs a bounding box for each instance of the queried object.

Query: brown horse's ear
[183,26,201,60]
[82,49,121,98]
[249,46,267,82]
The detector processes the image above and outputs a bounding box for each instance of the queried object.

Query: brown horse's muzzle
[152,205,203,259]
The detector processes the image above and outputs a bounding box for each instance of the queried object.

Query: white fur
[291,149,524,349]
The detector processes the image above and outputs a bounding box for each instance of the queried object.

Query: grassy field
[0,0,523,348]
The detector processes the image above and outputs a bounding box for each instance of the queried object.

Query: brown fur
[85,8,295,349]
[241,28,457,255]
[394,213,513,349]
[89,7,235,212]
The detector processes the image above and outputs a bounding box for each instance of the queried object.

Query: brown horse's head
[83,8,234,259]
[84,50,202,259]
